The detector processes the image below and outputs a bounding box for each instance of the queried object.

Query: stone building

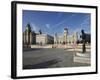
[63,28,68,44]
[23,24,36,46]
[54,28,68,44]
[54,33,58,44]
[23,23,78,46]
[67,32,78,44]
[36,34,54,45]
[23,23,54,46]
[78,33,91,44]
[54,28,78,44]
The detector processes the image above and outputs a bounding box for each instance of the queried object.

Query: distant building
[85,34,91,43]
[54,28,78,44]
[54,28,68,44]
[23,24,36,46]
[36,34,54,45]
[67,32,78,44]
[23,23,54,46]
[63,28,68,44]
[54,33,58,44]
[58,35,64,44]
[77,33,91,44]
[23,24,83,46]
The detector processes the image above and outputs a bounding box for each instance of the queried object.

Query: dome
[26,23,31,31]
[64,28,68,30]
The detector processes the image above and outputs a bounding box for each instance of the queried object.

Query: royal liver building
[23,24,36,46]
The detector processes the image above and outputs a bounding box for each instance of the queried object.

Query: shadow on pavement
[23,59,61,69]
[23,48,42,52]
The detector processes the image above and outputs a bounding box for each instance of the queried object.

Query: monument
[73,29,90,64]
[81,30,86,53]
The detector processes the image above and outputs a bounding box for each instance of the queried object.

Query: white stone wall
[36,34,54,44]
[36,34,46,44]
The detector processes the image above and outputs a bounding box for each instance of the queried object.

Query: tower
[73,32,78,43]
[63,28,68,44]
[23,23,33,46]
[26,23,31,45]
[54,33,58,44]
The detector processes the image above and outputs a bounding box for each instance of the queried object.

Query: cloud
[79,17,90,33]
[80,17,90,27]
[31,23,38,32]
[46,24,50,29]
[53,14,76,28]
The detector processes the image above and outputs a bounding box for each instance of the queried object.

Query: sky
[22,10,91,36]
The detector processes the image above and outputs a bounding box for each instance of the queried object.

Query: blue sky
[22,10,91,36]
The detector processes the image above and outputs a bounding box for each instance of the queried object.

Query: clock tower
[63,28,68,44]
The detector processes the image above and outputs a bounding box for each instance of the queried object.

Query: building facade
[36,34,54,45]
[63,28,68,44]
[23,23,79,46]
[67,32,78,44]
[54,28,78,44]
[23,24,36,46]
[23,23,54,46]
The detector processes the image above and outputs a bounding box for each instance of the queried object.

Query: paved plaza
[23,48,90,69]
